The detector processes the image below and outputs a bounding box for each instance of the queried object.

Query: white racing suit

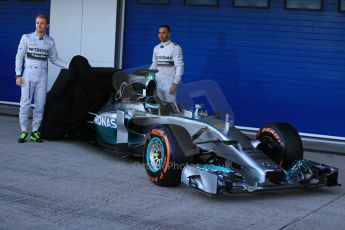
[15,32,68,132]
[150,40,184,103]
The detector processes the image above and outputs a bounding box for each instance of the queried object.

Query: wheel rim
[259,134,285,165]
[146,137,165,173]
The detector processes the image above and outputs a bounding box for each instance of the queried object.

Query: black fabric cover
[40,55,120,140]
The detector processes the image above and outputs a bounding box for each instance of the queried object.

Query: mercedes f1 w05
[87,67,339,195]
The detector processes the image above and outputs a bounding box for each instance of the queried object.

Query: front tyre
[144,124,196,186]
[256,122,303,170]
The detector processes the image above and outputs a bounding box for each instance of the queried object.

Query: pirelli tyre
[256,122,303,170]
[144,124,196,186]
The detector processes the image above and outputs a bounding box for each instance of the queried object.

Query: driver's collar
[35,31,46,40]
[161,40,171,46]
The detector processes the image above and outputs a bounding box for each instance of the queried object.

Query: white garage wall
[48,0,118,90]
[81,0,117,66]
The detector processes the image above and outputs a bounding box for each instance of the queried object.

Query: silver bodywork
[93,104,339,195]
[89,67,339,195]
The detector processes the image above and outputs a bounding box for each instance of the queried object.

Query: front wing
[181,160,339,195]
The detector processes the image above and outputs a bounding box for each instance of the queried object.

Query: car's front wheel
[144,124,196,186]
[256,122,303,170]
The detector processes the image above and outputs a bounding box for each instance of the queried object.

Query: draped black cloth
[40,55,120,139]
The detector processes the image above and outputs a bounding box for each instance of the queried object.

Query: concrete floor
[0,115,344,230]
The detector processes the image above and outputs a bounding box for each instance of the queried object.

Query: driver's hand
[169,84,177,95]
[16,76,23,86]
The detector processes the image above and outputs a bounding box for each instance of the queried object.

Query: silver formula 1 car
[87,66,339,195]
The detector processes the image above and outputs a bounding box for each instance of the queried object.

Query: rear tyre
[144,124,196,186]
[256,122,303,170]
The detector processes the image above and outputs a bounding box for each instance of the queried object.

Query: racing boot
[18,131,28,143]
[30,131,43,143]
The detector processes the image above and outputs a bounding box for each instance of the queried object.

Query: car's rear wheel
[256,122,303,170]
[144,124,196,186]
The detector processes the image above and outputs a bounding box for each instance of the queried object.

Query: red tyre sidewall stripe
[162,135,170,174]
[144,127,171,182]
[257,128,281,143]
